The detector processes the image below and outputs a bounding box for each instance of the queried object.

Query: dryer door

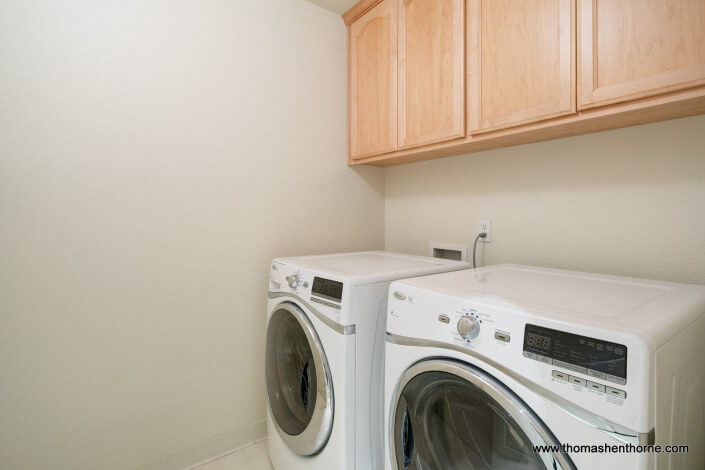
[265,301,334,456]
[390,359,575,470]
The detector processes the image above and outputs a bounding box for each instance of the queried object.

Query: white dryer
[384,264,705,470]
[265,251,469,470]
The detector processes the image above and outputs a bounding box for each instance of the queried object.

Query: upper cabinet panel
[579,0,705,109]
[349,0,397,160]
[398,0,465,149]
[468,0,575,134]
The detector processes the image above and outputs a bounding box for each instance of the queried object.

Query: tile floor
[192,441,272,470]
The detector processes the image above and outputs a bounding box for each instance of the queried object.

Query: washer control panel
[269,263,347,323]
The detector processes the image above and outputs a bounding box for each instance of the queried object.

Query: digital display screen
[526,332,551,351]
[523,324,627,379]
[311,277,343,303]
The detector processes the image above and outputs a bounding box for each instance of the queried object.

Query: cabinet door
[468,0,575,134]
[579,0,705,109]
[349,0,397,160]
[398,0,465,149]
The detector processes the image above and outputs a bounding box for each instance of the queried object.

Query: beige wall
[386,114,705,285]
[2,0,705,468]
[0,1,383,469]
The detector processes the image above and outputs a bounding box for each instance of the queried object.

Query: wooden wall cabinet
[343,0,705,166]
[349,0,397,160]
[579,0,705,109]
[468,0,575,133]
[398,0,465,149]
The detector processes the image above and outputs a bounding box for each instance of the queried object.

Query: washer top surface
[275,251,468,285]
[396,264,705,346]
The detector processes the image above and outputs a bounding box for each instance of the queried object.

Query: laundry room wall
[0,1,383,469]
[385,114,705,285]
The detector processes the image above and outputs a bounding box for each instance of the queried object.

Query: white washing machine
[265,251,469,470]
[384,264,705,470]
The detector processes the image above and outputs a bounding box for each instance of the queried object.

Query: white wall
[0,1,384,469]
[386,114,705,285]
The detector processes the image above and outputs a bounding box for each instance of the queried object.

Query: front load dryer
[265,251,469,470]
[384,264,705,470]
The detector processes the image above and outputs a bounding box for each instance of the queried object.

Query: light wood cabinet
[343,0,705,166]
[579,0,705,109]
[468,0,575,133]
[398,0,465,149]
[349,0,397,160]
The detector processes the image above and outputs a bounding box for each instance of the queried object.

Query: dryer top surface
[275,251,469,285]
[394,264,705,345]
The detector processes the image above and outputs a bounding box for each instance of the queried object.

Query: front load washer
[384,264,705,470]
[265,251,469,470]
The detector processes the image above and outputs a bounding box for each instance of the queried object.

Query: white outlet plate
[478,219,491,243]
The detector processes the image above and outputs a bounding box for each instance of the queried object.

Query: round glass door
[391,360,574,470]
[265,302,333,456]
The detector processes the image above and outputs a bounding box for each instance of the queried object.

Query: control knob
[286,273,300,289]
[457,315,480,341]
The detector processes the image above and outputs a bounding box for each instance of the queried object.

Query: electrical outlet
[478,219,491,243]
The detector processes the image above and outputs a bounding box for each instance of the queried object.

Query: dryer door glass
[392,361,573,470]
[265,302,334,456]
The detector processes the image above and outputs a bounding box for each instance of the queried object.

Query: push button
[569,376,586,387]
[494,332,510,342]
[586,381,606,393]
[606,387,627,399]
[536,355,551,364]
[552,370,569,381]
[605,374,627,386]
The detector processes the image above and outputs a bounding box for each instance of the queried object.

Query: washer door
[266,301,334,456]
[391,359,575,470]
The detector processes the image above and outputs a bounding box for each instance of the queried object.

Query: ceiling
[305,0,358,15]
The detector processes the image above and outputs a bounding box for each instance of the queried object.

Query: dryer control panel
[385,281,651,434]
[522,324,627,385]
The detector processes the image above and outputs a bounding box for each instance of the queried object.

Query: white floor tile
[242,442,269,462]
[197,441,272,470]
[214,450,248,470]
[193,460,222,470]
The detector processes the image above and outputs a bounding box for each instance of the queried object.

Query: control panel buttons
[310,297,341,310]
[552,370,569,381]
[438,314,450,324]
[606,387,627,399]
[457,315,481,341]
[552,370,626,400]
[524,350,627,387]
